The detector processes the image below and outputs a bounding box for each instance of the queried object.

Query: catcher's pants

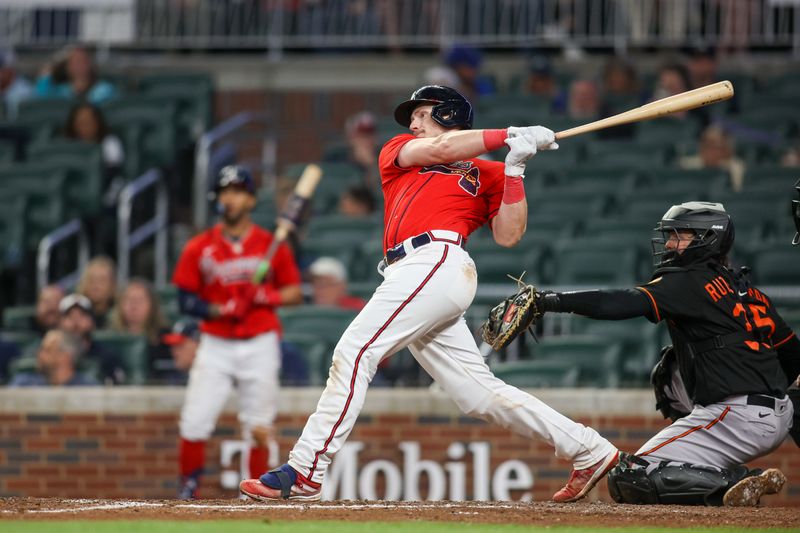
[180,331,281,444]
[288,233,616,484]
[635,394,793,471]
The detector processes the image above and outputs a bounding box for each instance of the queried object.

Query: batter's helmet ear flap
[394,85,473,129]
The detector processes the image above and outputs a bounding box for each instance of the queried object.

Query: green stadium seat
[533,189,610,219]
[15,99,76,145]
[468,241,541,284]
[491,359,580,388]
[568,316,658,385]
[138,73,214,144]
[278,306,357,354]
[0,167,68,246]
[585,140,672,168]
[551,239,641,286]
[282,332,330,386]
[635,118,699,146]
[0,331,40,357]
[750,248,800,285]
[553,166,640,194]
[284,162,363,214]
[525,335,623,388]
[0,196,28,270]
[27,140,105,217]
[307,214,382,243]
[101,96,178,176]
[2,306,35,330]
[93,331,149,385]
[301,236,361,277]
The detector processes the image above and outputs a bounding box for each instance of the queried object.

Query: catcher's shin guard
[608,454,749,506]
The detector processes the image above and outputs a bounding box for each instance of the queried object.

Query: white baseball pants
[288,231,616,484]
[180,331,281,444]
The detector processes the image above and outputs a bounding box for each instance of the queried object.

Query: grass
[0,523,797,533]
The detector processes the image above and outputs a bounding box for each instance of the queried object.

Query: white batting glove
[507,126,559,151]
[504,135,537,177]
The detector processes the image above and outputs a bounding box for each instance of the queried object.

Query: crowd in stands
[1,41,798,389]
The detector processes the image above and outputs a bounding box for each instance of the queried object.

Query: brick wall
[0,389,797,504]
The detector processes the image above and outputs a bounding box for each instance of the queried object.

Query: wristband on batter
[482,129,508,152]
[254,286,283,307]
[501,175,525,204]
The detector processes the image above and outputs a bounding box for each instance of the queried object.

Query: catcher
[484,201,800,506]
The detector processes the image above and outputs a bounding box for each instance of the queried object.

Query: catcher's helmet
[792,179,800,246]
[651,201,734,268]
[394,85,473,130]
[213,165,255,197]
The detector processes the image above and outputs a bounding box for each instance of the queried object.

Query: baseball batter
[173,166,302,499]
[240,85,619,502]
[488,202,800,506]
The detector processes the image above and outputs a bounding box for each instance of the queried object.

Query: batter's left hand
[242,284,282,308]
[507,126,559,151]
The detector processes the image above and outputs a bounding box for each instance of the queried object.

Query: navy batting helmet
[394,85,473,130]
[213,165,255,197]
[651,201,735,269]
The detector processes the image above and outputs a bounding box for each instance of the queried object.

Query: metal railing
[1,1,798,54]
[36,218,89,292]
[117,168,169,289]
[194,111,275,229]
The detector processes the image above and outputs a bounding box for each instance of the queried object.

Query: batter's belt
[384,230,465,266]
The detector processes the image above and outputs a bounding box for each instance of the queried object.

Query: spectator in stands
[679,125,746,192]
[650,63,693,120]
[110,278,168,345]
[523,56,567,114]
[154,319,200,385]
[63,102,125,206]
[781,142,800,167]
[599,58,641,139]
[444,44,495,102]
[308,257,366,312]
[338,185,376,218]
[34,45,116,104]
[77,256,116,328]
[29,284,65,336]
[566,79,600,120]
[9,329,98,387]
[59,293,126,384]
[0,49,33,120]
[325,111,380,188]
[686,46,719,90]
[422,65,461,92]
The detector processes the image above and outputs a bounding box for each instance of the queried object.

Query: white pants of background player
[288,230,616,485]
[180,332,281,446]
[636,367,793,470]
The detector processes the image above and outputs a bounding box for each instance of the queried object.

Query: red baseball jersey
[378,133,506,252]
[172,224,301,339]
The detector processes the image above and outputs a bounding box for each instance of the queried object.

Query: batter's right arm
[178,289,241,320]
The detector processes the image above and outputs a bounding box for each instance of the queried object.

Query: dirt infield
[1,498,798,527]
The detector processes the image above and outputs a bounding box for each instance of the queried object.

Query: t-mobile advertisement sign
[221,440,534,501]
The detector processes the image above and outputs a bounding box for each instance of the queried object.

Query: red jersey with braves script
[378,133,506,252]
[172,224,301,339]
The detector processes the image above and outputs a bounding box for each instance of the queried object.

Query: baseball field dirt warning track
[1,498,798,528]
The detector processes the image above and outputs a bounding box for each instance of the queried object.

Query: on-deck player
[490,202,800,506]
[173,165,302,499]
[240,85,620,502]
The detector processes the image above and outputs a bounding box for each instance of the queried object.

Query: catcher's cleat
[240,464,322,501]
[553,450,620,503]
[723,468,785,507]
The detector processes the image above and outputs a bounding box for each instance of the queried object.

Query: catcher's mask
[394,85,474,130]
[792,178,799,246]
[651,201,734,268]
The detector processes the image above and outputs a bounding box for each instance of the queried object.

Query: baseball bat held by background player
[252,163,323,284]
[555,80,734,140]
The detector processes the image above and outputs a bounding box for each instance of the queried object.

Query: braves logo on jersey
[421,162,481,196]
[199,252,261,285]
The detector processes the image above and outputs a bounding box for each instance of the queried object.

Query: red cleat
[553,450,620,503]
[239,464,321,502]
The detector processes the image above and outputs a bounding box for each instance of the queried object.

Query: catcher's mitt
[481,284,541,351]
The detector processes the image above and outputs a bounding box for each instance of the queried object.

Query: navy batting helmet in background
[394,85,473,130]
[213,165,255,197]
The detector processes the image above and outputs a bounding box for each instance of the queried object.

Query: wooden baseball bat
[555,80,734,140]
[252,164,323,283]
